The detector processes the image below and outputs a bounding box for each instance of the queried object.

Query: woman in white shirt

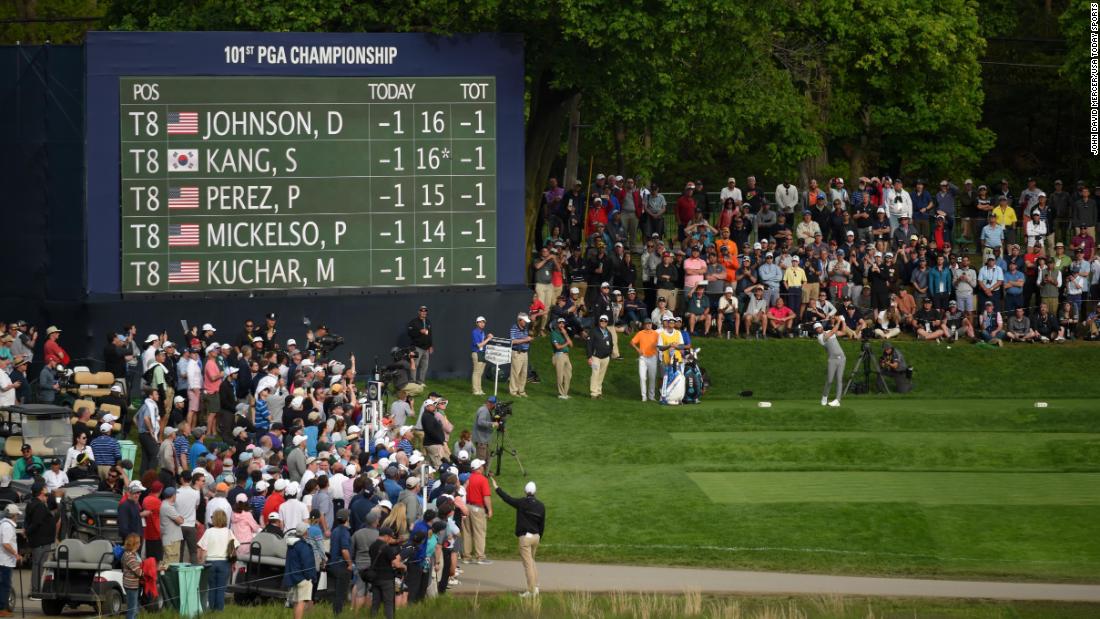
[64,432,94,472]
[197,509,238,611]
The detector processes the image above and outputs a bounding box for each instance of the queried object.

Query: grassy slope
[425,338,1100,582]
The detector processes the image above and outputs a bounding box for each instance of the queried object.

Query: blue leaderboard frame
[85,31,525,295]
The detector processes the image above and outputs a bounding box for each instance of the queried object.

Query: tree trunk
[524,75,573,271]
[562,93,582,187]
[614,119,626,176]
[798,144,829,190]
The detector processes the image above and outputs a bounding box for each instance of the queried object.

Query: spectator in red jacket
[43,326,70,366]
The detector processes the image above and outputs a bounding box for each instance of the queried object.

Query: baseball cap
[202,323,216,331]
[173,395,185,404]
[268,511,281,521]
[470,458,485,470]
[476,316,486,323]
[525,481,537,495]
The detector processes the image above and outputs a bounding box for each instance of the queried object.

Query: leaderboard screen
[85,33,524,295]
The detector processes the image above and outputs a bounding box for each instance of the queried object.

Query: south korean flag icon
[168,149,200,172]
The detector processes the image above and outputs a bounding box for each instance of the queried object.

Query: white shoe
[828,399,841,407]
[557,395,569,400]
[821,397,828,406]
[641,396,647,402]
[520,588,540,598]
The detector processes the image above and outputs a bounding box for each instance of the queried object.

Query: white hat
[285,481,300,496]
[252,336,264,343]
[221,343,231,349]
[570,287,580,294]
[600,281,610,288]
[524,481,537,495]
[290,396,305,410]
[300,359,313,368]
[102,413,118,423]
[517,314,530,323]
[286,338,297,346]
[345,464,357,477]
[267,511,281,521]
[457,449,469,461]
[753,242,762,250]
[273,479,288,491]
[398,425,412,435]
[378,499,393,510]
[615,175,623,181]
[792,256,800,262]
[164,341,175,348]
[255,480,269,492]
[470,458,486,470]
[596,173,606,180]
[173,395,185,404]
[305,456,317,465]
[226,366,239,375]
[293,435,308,446]
[129,480,146,492]
[475,316,486,323]
[99,422,112,433]
[724,286,734,293]
[110,384,122,393]
[205,343,219,353]
[202,323,216,332]
[409,452,424,466]
[598,314,609,321]
[813,322,823,330]
[144,334,158,343]
[405,476,420,488]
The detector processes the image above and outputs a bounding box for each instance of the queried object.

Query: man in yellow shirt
[630,318,660,402]
[783,256,808,315]
[656,315,684,366]
[991,196,1018,245]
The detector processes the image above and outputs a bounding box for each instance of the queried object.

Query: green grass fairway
[425,339,1100,582]
[688,472,1100,505]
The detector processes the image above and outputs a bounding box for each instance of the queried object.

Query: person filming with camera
[879,341,911,392]
[390,348,424,397]
[472,396,499,463]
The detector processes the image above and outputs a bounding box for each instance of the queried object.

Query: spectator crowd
[0,315,545,618]
[532,174,1100,347]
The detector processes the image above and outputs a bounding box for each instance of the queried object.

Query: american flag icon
[168,261,200,284]
[168,224,199,247]
[168,186,199,209]
[167,112,199,135]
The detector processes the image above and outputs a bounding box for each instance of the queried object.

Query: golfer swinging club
[816,316,845,407]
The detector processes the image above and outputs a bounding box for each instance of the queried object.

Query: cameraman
[391,349,424,397]
[879,342,911,392]
[472,396,498,462]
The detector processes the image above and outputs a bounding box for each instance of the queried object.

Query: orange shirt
[630,329,659,357]
[715,239,739,263]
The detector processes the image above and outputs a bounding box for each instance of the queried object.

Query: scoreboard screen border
[86,31,525,297]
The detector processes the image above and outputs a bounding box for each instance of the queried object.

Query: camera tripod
[492,424,527,477]
[843,339,891,395]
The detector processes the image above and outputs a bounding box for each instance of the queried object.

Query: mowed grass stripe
[689,472,1100,505]
[671,431,1100,441]
[665,430,1100,472]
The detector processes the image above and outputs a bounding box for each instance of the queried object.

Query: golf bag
[682,349,706,404]
[660,362,686,405]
